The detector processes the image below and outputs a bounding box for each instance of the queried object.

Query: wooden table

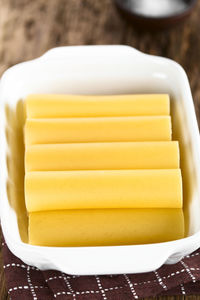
[0,0,200,299]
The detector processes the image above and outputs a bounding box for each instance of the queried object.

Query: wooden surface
[0,0,200,299]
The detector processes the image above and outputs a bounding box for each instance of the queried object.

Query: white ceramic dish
[1,45,200,275]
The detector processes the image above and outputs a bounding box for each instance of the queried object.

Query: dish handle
[40,45,144,62]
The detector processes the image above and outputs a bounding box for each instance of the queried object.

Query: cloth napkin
[2,237,200,300]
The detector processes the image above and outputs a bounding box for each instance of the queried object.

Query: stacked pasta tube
[24,94,184,247]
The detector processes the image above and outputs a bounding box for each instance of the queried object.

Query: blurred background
[0,0,200,298]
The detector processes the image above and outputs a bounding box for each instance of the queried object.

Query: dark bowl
[114,0,197,31]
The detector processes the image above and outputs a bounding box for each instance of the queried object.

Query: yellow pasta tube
[25,141,180,171]
[25,169,182,212]
[25,94,170,118]
[24,116,172,145]
[29,208,184,247]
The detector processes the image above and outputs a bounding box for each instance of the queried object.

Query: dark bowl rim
[114,0,197,20]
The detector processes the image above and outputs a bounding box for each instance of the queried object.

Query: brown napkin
[2,237,200,300]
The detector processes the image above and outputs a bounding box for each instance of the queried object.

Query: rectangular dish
[1,45,200,275]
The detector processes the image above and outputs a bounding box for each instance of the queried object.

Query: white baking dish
[1,45,200,275]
